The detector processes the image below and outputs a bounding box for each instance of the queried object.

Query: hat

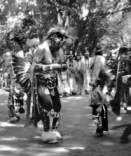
[47,26,68,39]
[119,47,128,54]
[95,47,102,55]
[47,25,77,40]
[96,47,102,52]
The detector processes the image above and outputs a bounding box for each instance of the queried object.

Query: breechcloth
[37,84,61,113]
[92,104,108,131]
[31,72,61,130]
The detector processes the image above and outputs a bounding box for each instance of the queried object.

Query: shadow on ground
[0,92,131,156]
[111,123,131,144]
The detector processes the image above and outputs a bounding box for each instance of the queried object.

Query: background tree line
[0,0,131,62]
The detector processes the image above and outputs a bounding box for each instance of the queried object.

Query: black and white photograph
[0,0,131,155]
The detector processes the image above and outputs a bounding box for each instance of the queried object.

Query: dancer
[12,26,73,143]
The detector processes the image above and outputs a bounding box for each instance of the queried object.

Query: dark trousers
[111,72,128,115]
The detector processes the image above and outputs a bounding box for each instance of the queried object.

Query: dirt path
[0,89,131,156]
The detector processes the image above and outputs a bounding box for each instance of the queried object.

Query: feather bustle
[12,55,31,92]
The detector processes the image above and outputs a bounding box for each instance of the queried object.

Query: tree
[0,0,131,56]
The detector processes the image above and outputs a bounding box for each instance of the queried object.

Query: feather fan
[12,55,31,92]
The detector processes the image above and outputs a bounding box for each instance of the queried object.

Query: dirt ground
[0,89,131,156]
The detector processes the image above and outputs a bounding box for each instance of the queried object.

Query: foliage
[0,0,131,57]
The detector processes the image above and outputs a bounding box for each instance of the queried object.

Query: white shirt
[89,55,106,82]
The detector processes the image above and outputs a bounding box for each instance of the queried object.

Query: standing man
[83,48,90,94]
[12,26,73,143]
[110,47,131,120]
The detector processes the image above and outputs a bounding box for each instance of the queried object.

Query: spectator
[110,47,131,120]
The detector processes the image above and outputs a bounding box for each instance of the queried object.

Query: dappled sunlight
[33,133,73,142]
[0,136,28,141]
[34,153,60,156]
[61,99,70,103]
[0,89,9,95]
[64,143,85,151]
[0,135,85,155]
[44,146,85,152]
[0,102,8,106]
[33,135,41,140]
[33,146,85,154]
[0,145,20,152]
[0,93,8,96]
[62,96,86,103]
[0,121,24,128]
[68,146,85,150]
[64,96,84,100]
[46,147,69,153]
[32,135,85,155]
[100,141,116,146]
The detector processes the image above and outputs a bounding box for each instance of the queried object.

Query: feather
[12,55,31,92]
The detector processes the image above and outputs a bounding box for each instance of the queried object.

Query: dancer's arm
[35,63,67,72]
